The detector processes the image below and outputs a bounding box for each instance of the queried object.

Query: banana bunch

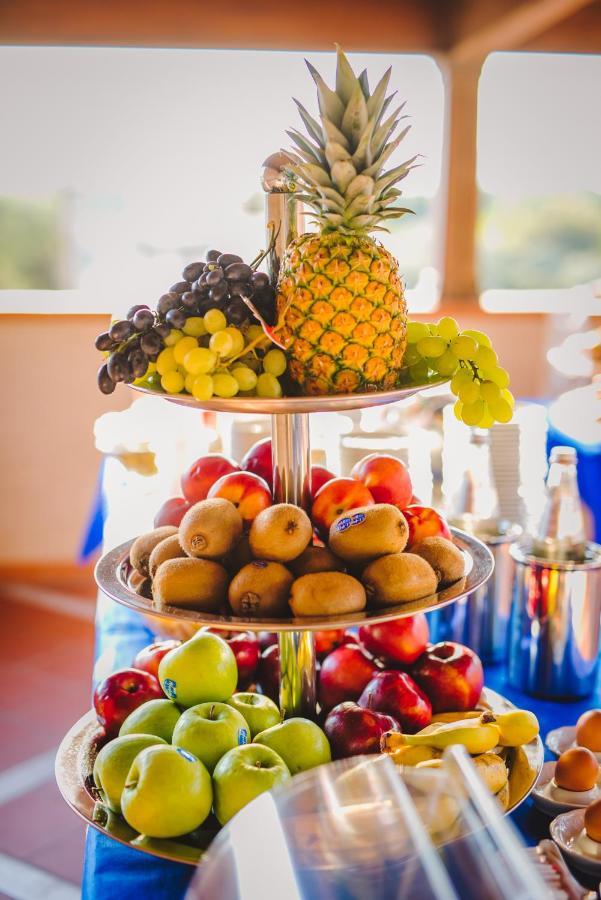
[381,708,539,805]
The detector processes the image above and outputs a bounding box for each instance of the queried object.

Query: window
[477,52,601,304]
[0,47,444,313]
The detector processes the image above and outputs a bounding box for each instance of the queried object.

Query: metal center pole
[271,412,316,718]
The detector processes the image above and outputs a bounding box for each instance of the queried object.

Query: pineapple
[275,47,416,395]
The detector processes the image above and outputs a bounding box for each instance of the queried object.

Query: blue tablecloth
[82,601,598,900]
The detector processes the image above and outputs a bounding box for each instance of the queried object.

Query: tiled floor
[0,579,97,897]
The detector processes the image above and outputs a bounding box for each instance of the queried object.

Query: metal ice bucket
[507,541,601,698]
[428,521,521,663]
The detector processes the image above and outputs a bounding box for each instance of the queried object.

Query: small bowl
[532,762,601,816]
[546,725,601,762]
[550,808,601,877]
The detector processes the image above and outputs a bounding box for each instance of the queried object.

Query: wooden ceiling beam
[521,1,601,52]
[0,0,439,51]
[449,0,596,62]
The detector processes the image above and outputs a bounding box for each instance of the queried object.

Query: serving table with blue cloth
[81,599,598,899]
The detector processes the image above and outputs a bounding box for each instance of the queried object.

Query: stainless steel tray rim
[129,376,449,415]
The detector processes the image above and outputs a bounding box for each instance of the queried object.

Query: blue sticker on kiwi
[163,678,177,699]
[335,512,366,533]
[177,748,196,763]
[238,728,249,745]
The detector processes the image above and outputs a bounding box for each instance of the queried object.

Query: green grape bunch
[402,317,515,428]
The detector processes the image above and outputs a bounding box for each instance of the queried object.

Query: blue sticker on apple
[177,748,196,763]
[163,678,177,700]
[238,728,249,745]
[335,512,366,532]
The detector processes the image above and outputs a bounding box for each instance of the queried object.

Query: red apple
[241,438,273,489]
[324,702,400,759]
[258,631,278,652]
[314,629,346,660]
[181,454,239,504]
[229,632,261,688]
[351,454,413,508]
[153,497,191,528]
[207,471,272,526]
[311,477,375,538]
[311,465,335,498]
[132,640,181,679]
[93,668,164,737]
[258,644,280,703]
[318,644,378,712]
[411,642,484,713]
[403,505,452,547]
[358,616,429,667]
[358,670,432,733]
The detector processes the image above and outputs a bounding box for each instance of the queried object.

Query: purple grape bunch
[94,250,276,395]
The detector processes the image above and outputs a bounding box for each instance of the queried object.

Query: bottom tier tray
[55,688,543,867]
[94,527,493,634]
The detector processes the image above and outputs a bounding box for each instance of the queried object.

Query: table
[81,598,600,900]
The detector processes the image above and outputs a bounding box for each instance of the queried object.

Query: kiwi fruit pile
[128,499,466,619]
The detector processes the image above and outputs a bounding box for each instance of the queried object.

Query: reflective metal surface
[129,377,448,415]
[508,541,601,699]
[56,689,543,868]
[94,528,493,633]
[429,521,522,662]
[271,412,311,512]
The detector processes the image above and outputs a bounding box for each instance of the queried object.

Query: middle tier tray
[95,527,493,633]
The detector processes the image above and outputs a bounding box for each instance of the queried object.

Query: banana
[380,730,405,753]
[416,758,443,770]
[390,745,441,767]
[430,710,482,724]
[472,753,508,794]
[491,710,540,747]
[495,781,510,811]
[402,717,501,754]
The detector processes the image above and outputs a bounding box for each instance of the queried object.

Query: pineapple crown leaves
[285,46,418,235]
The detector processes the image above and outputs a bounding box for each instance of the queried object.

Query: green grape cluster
[402,317,515,428]
[135,311,286,400]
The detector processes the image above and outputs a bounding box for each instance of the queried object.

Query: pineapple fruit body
[277,232,407,395]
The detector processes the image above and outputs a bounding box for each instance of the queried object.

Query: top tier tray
[130,376,449,415]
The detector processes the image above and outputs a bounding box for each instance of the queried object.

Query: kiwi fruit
[153,557,229,611]
[148,534,187,579]
[412,536,466,585]
[127,568,152,599]
[228,560,294,617]
[249,504,312,562]
[130,526,178,576]
[288,546,345,577]
[328,504,408,565]
[179,498,243,559]
[289,572,366,617]
[223,532,254,574]
[362,552,437,606]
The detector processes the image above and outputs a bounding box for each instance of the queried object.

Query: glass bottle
[533,446,586,561]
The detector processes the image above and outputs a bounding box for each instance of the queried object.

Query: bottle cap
[550,446,577,465]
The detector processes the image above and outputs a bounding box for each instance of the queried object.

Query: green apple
[212,744,290,825]
[254,717,331,774]
[227,692,281,738]
[119,699,182,742]
[172,702,250,773]
[158,631,237,708]
[93,733,166,814]
[121,744,213,838]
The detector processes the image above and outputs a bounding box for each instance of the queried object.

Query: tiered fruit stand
[56,138,542,868]
[55,381,544,866]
